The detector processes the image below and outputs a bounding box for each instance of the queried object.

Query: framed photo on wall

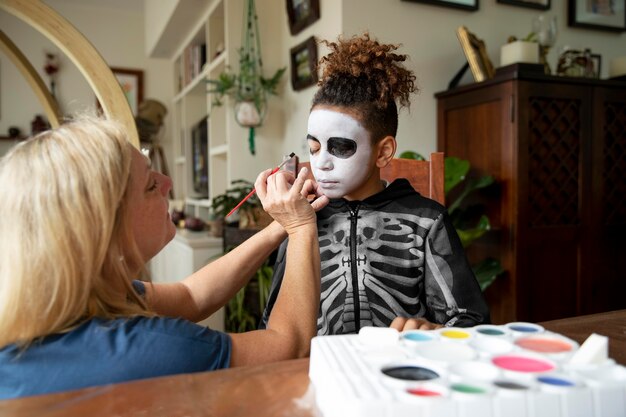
[497,0,550,10]
[568,0,626,32]
[402,0,478,12]
[286,0,320,35]
[290,36,318,91]
[97,67,144,116]
[456,26,495,82]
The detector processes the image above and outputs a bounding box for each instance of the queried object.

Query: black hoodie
[260,178,490,335]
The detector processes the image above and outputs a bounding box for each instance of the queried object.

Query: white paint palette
[309,323,626,417]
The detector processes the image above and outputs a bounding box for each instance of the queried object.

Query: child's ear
[375,136,396,168]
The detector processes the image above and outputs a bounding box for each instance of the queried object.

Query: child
[261,33,489,335]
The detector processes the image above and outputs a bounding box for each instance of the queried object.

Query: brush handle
[225,166,281,218]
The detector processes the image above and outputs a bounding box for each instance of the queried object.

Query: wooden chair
[297,152,445,205]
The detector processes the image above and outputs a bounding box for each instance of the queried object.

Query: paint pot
[438,327,473,341]
[450,382,490,394]
[492,353,556,377]
[505,322,544,337]
[359,345,409,366]
[474,324,510,338]
[401,330,437,346]
[515,333,578,360]
[358,326,399,347]
[471,336,514,356]
[415,341,477,364]
[449,361,500,382]
[537,373,594,416]
[402,383,449,400]
[493,379,532,391]
[380,363,443,387]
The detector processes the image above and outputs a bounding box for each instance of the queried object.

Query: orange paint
[515,337,572,353]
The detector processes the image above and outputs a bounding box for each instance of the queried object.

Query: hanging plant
[206,0,285,155]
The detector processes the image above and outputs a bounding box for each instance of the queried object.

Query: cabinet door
[586,86,626,314]
[437,82,516,324]
[517,80,593,322]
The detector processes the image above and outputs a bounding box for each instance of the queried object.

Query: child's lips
[318,180,339,188]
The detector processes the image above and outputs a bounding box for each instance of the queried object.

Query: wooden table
[2,310,625,417]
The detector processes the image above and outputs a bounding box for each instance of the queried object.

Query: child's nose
[317,152,333,170]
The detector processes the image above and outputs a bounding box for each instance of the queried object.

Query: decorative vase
[500,41,539,67]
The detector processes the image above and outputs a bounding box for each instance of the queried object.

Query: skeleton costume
[260,178,490,335]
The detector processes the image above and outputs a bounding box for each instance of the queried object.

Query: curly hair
[311,33,418,141]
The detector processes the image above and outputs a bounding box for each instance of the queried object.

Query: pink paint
[515,337,573,353]
[492,355,555,373]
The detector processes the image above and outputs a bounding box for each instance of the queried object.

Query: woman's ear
[375,136,397,168]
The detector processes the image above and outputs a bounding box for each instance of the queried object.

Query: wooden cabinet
[436,64,626,324]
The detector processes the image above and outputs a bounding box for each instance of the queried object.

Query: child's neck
[343,178,386,202]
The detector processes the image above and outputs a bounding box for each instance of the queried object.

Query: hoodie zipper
[348,203,361,331]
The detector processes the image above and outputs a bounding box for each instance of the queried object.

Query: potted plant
[205,0,286,155]
[400,151,504,291]
[210,179,272,233]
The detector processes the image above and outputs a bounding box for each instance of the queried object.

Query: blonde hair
[0,116,152,348]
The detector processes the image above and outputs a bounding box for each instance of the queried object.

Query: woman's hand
[255,167,328,235]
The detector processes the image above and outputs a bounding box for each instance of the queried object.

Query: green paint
[451,383,486,394]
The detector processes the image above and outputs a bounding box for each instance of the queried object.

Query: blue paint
[538,376,576,387]
[403,332,433,342]
[477,328,505,336]
[509,324,539,333]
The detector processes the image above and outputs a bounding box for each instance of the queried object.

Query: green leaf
[457,215,490,248]
[472,258,505,291]
[260,67,286,95]
[447,174,494,215]
[444,157,470,194]
[398,151,426,161]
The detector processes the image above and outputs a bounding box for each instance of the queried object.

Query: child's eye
[307,141,320,155]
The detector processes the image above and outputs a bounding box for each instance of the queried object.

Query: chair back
[297,152,445,205]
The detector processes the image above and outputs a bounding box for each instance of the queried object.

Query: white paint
[307,109,374,199]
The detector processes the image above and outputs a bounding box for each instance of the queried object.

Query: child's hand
[389,317,444,331]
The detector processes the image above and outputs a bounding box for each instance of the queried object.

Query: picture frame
[97,67,144,116]
[290,36,318,91]
[286,0,320,35]
[402,0,478,12]
[456,26,495,82]
[568,0,626,32]
[590,53,602,78]
[497,0,549,10]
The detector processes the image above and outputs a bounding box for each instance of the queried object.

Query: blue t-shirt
[0,316,231,400]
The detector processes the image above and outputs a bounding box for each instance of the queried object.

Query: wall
[0,0,173,161]
[277,0,626,159]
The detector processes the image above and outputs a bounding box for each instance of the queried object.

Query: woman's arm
[229,168,325,365]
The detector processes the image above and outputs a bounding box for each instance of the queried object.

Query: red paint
[515,337,573,353]
[492,355,554,372]
[406,388,442,397]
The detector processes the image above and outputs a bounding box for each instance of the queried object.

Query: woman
[0,115,328,399]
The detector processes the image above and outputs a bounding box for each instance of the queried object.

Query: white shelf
[173,64,211,103]
[207,52,226,75]
[185,197,212,208]
[174,156,186,165]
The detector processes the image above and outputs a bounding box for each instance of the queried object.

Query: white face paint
[307,109,374,199]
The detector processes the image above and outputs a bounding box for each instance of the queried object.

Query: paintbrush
[226,152,296,218]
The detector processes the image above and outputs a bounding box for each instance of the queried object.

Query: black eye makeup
[327,137,357,159]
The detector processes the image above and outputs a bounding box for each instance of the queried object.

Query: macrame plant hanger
[234,0,266,155]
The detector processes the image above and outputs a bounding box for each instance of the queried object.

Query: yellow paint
[441,330,470,339]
